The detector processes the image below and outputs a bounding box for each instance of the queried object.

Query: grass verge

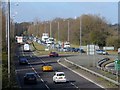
[32,42,81,56]
[2,42,19,89]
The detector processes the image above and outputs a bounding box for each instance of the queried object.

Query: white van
[23,44,30,51]
[64,42,70,48]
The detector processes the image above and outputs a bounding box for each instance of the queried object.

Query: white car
[53,72,67,83]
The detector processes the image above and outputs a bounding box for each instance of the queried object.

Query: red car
[49,52,59,57]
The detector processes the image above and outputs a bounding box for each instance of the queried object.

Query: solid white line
[57,58,79,89]
[57,58,105,89]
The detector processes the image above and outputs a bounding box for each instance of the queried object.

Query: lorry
[42,33,49,42]
[16,36,23,44]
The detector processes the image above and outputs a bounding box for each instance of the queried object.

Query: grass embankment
[107,50,117,55]
[32,42,80,56]
[59,59,118,88]
[32,42,119,56]
[2,43,19,89]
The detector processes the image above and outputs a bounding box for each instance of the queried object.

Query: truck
[16,36,23,44]
[23,44,30,51]
[42,33,49,42]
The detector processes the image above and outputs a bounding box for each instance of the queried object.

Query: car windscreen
[57,73,65,76]
[26,74,35,78]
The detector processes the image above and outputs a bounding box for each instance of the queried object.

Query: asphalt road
[14,44,105,90]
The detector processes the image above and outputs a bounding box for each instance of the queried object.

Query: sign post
[114,59,120,84]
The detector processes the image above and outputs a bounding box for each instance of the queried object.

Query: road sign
[114,59,120,70]
[87,45,95,55]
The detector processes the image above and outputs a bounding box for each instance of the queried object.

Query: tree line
[1,3,119,51]
[15,14,119,50]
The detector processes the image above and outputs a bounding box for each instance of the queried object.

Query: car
[102,50,109,55]
[53,72,67,83]
[49,52,59,57]
[96,50,108,55]
[42,63,53,72]
[19,57,28,65]
[77,48,86,53]
[24,73,37,84]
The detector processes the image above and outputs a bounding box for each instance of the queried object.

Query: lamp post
[67,20,70,42]
[7,0,10,79]
[57,21,60,42]
[44,22,46,33]
[63,19,70,42]
[50,21,52,37]
[80,17,82,54]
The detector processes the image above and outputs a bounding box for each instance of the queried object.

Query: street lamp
[57,21,60,42]
[49,21,52,37]
[67,20,70,42]
[55,21,60,42]
[64,19,70,42]
[80,17,82,54]
[44,22,46,33]
[7,0,10,79]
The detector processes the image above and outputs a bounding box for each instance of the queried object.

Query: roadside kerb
[64,58,120,86]
[97,63,116,76]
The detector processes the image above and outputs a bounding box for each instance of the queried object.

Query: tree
[106,36,119,50]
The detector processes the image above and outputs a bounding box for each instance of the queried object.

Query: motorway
[14,44,105,90]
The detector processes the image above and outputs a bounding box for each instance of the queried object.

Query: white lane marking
[40,58,45,63]
[57,58,105,89]
[15,68,31,72]
[57,59,79,89]
[22,52,50,90]
[29,62,50,90]
[70,82,79,88]
[28,61,44,65]
[33,52,46,64]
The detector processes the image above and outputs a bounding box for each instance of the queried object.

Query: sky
[10,1,118,24]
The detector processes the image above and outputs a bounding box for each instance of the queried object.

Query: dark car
[19,57,28,65]
[24,73,37,84]
[67,47,76,52]
[49,52,59,57]
[75,48,86,53]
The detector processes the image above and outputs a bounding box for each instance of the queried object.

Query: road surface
[14,44,105,90]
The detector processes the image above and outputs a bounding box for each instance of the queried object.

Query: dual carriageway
[14,43,118,90]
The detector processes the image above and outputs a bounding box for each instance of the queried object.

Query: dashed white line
[70,82,79,88]
[22,52,50,90]
[15,68,31,72]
